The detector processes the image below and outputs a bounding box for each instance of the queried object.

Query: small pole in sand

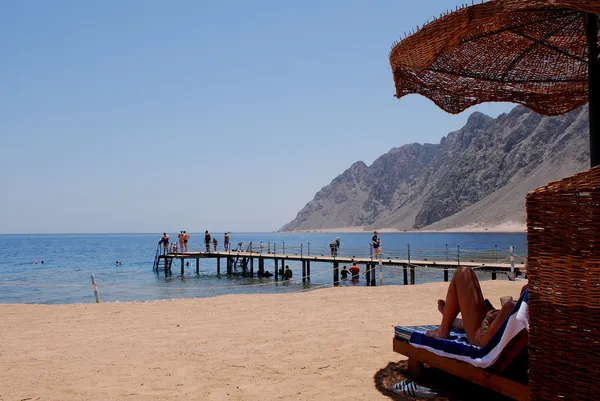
[90,274,100,303]
[509,246,515,280]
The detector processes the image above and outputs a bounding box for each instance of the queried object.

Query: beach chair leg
[407,358,423,378]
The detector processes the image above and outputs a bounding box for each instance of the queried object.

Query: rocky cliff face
[281,106,590,231]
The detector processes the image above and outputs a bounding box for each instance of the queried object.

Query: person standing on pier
[329,237,341,257]
[178,231,184,252]
[183,231,189,252]
[159,233,169,255]
[224,233,230,251]
[372,231,382,258]
[204,231,211,252]
[212,237,218,252]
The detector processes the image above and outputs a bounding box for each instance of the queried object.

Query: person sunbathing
[426,266,526,347]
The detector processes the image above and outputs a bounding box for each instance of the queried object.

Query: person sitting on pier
[340,266,349,280]
[426,266,527,347]
[329,237,340,257]
[349,263,360,279]
[158,233,169,254]
[284,265,293,280]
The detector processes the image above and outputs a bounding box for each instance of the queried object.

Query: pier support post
[371,263,376,286]
[227,257,232,275]
[366,264,371,285]
[250,258,254,277]
[333,262,339,286]
[444,268,448,282]
[306,261,311,281]
[181,259,184,275]
[274,259,278,278]
[492,272,497,280]
[302,261,306,283]
[403,264,408,285]
[258,258,264,276]
[197,258,200,274]
[216,257,220,275]
[410,265,415,285]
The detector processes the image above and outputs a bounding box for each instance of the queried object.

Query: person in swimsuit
[183,231,189,252]
[178,231,184,252]
[212,237,218,252]
[204,231,211,252]
[159,233,169,254]
[426,266,527,347]
[224,233,230,252]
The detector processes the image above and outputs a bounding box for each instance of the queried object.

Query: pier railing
[195,241,526,265]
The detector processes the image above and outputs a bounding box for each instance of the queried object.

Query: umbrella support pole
[587,13,600,168]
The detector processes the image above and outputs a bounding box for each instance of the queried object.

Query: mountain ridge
[281,106,590,232]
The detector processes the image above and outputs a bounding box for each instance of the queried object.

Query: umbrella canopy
[389,0,600,166]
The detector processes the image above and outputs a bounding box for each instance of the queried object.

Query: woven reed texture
[526,165,600,401]
[389,0,600,116]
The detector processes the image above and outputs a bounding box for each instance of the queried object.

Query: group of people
[328,231,382,257]
[340,263,361,280]
[158,231,231,254]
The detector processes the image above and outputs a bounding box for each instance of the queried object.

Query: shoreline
[282,224,526,234]
[1,281,525,400]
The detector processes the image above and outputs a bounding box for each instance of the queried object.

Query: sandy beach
[0,281,524,401]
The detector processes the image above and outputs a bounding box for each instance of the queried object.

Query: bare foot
[437,299,445,314]
[425,327,450,339]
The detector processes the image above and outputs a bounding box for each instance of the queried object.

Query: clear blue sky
[0,0,515,234]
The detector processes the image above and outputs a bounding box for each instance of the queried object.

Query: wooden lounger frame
[393,331,529,401]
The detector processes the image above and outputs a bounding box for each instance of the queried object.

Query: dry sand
[0,281,524,401]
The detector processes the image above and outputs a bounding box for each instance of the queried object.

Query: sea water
[0,232,526,304]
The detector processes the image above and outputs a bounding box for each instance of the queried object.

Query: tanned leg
[426,267,488,344]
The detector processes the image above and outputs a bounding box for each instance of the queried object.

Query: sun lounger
[393,290,529,401]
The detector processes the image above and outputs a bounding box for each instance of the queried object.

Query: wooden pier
[154,249,525,286]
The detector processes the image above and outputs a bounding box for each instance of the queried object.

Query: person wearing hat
[158,232,170,254]
[329,237,341,257]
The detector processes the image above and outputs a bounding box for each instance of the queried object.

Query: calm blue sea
[0,232,526,304]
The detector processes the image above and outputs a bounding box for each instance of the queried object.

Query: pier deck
[154,248,524,285]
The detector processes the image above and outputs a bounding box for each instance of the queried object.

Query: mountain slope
[281,106,590,232]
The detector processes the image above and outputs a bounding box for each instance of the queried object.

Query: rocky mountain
[281,106,590,232]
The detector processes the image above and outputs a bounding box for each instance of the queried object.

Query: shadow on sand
[373,360,513,401]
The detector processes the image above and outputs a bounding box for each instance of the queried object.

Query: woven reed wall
[526,165,600,401]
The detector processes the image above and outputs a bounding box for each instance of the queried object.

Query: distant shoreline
[282,223,526,234]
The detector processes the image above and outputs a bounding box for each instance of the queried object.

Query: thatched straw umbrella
[389,0,600,167]
[389,2,600,401]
